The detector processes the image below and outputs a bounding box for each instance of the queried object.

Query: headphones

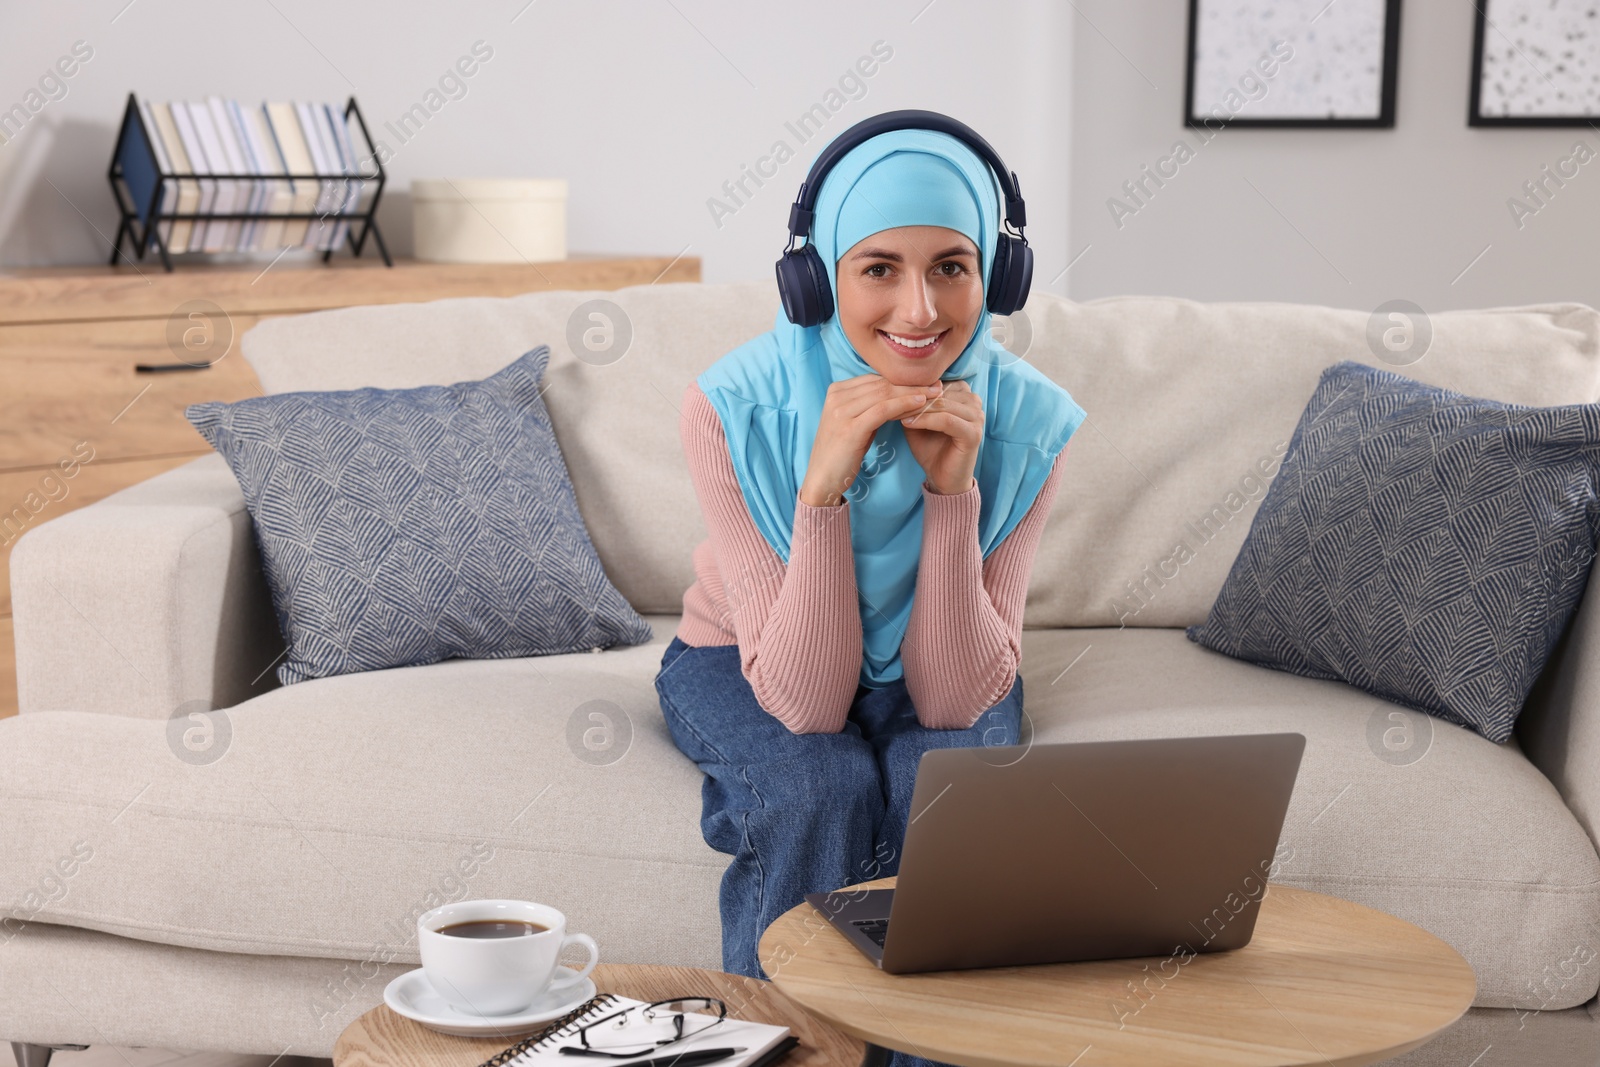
[775,109,1032,328]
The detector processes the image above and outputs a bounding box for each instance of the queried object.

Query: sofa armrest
[1519,565,1600,854]
[9,453,282,719]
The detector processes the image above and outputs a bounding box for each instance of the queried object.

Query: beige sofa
[6,282,1600,1066]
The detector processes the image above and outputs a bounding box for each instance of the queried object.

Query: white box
[412,177,567,263]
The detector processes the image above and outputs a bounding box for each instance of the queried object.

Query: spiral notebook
[476,993,799,1067]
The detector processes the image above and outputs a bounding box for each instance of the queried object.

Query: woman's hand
[901,379,983,495]
[800,374,942,507]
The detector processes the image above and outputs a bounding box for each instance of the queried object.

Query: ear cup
[784,237,1027,321]
[986,234,1033,316]
[775,244,834,327]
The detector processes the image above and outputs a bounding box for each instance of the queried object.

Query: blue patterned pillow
[1187,360,1600,744]
[187,346,652,685]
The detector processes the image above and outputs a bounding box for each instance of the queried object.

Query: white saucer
[383,965,598,1037]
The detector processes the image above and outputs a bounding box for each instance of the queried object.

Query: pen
[557,1048,747,1067]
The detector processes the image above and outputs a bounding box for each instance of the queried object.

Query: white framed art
[1471,0,1600,125]
[1184,0,1401,128]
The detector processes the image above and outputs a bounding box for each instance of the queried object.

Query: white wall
[1066,0,1600,313]
[0,0,1075,287]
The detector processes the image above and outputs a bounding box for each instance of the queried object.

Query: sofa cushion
[0,623,1594,1009]
[1017,626,1600,1011]
[1187,360,1600,744]
[0,616,726,973]
[1016,296,1600,631]
[186,347,652,685]
[238,286,1600,628]
[239,282,779,617]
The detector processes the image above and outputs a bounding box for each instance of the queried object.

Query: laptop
[805,732,1305,974]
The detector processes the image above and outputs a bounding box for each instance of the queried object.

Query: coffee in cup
[418,900,599,1016]
[437,919,549,938]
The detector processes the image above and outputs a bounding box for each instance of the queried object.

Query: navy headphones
[775,109,1032,328]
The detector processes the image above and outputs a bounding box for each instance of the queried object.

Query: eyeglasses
[564,997,728,1058]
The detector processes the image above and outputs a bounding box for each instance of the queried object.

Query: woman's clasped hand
[797,373,983,507]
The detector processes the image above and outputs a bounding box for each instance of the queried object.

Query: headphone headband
[774,109,1034,326]
[784,109,1027,244]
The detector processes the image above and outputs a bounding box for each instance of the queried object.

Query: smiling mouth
[878,329,948,358]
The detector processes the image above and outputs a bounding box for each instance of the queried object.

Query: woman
[655,123,1086,991]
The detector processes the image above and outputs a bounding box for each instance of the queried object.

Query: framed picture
[1470,0,1600,126]
[1184,0,1402,129]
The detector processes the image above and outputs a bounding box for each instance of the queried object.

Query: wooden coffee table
[759,878,1477,1067]
[334,962,863,1067]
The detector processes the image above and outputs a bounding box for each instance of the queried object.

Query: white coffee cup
[417,899,599,1016]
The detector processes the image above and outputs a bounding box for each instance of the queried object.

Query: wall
[8,1,1595,313]
[0,0,1074,286]
[1066,0,1600,313]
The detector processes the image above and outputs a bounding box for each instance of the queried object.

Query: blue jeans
[654,636,1023,1067]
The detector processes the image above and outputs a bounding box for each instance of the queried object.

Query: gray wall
[0,0,1073,287]
[1067,0,1600,313]
[5,1,1597,315]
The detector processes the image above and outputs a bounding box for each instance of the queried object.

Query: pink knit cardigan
[674,382,1068,734]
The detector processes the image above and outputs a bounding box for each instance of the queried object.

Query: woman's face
[834,225,984,387]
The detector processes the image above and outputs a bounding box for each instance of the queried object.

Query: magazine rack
[107,92,391,271]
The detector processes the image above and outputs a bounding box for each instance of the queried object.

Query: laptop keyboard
[851,918,890,948]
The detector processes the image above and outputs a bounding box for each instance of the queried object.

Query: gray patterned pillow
[187,346,652,685]
[1187,360,1600,744]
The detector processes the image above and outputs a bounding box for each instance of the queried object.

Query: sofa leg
[11,1044,85,1067]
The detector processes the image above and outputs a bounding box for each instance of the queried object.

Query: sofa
[5,281,1600,1067]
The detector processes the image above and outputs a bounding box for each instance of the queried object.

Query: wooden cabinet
[0,253,700,717]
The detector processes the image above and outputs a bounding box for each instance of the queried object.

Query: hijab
[696,128,1086,688]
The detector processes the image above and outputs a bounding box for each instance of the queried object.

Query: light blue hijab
[697,128,1086,688]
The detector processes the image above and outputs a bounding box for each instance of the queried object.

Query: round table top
[334,962,865,1067]
[759,879,1476,1067]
